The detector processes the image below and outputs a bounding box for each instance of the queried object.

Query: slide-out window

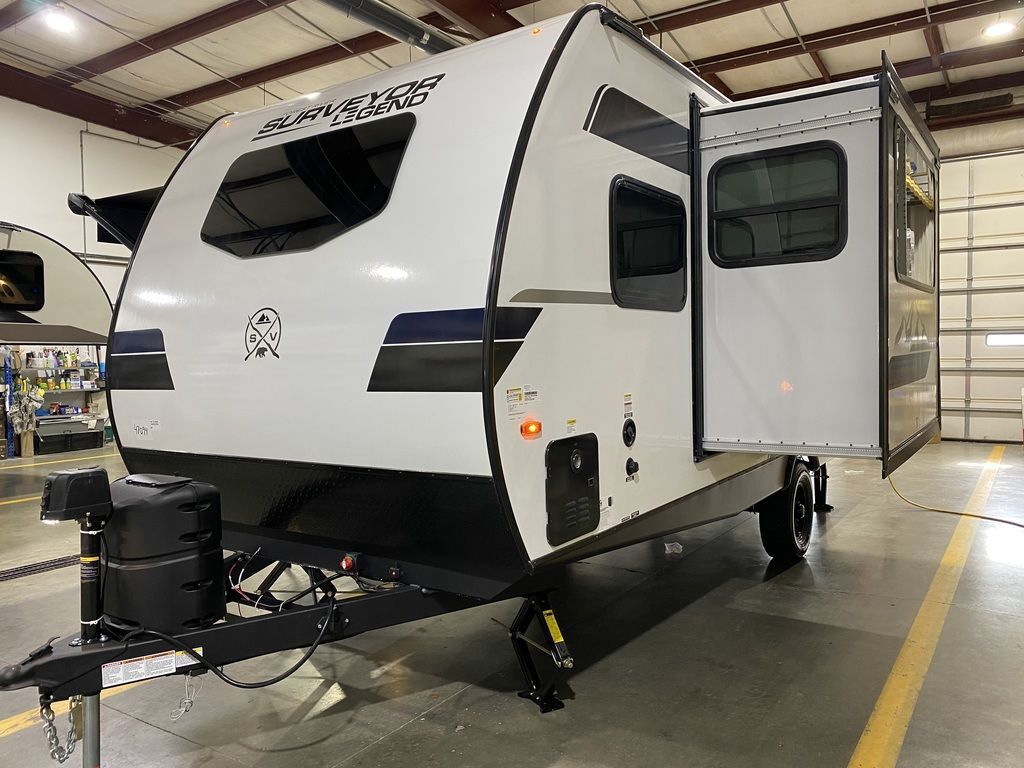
[0,250,44,311]
[894,124,936,290]
[709,141,846,267]
[201,113,415,258]
[610,176,686,311]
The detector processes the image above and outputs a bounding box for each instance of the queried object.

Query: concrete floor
[0,441,1022,767]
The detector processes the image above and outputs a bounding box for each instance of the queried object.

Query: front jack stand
[501,593,573,713]
[814,463,834,512]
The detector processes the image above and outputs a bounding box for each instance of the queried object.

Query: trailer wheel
[757,464,814,561]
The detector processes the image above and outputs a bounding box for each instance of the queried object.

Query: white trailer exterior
[93,6,940,599]
[0,223,110,345]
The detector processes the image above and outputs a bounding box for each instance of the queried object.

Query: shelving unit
[13,347,107,455]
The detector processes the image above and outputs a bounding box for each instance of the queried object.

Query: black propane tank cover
[103,475,226,634]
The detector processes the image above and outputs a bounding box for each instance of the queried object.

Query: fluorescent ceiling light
[986,333,1024,346]
[44,7,76,34]
[982,20,1016,38]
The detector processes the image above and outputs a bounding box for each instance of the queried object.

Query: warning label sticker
[506,385,540,420]
[623,393,633,420]
[565,418,577,434]
[101,647,202,688]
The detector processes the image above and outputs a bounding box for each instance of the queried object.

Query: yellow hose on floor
[887,475,1024,530]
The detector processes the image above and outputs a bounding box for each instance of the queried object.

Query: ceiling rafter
[151,12,450,111]
[927,101,1024,129]
[53,0,295,84]
[0,60,198,145]
[909,68,1024,102]
[635,0,782,37]
[924,25,945,67]
[0,0,45,33]
[694,0,1022,74]
[424,0,519,39]
[148,1,785,114]
[809,50,830,81]
[729,36,1024,100]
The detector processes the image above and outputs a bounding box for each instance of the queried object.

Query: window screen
[710,142,846,267]
[894,124,936,290]
[610,177,686,311]
[0,250,44,311]
[201,113,415,258]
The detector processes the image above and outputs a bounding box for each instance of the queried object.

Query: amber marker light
[520,419,543,439]
[531,27,542,35]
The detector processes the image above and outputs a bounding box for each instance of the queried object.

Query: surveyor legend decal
[253,74,446,141]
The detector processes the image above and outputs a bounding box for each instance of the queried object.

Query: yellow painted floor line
[0,451,120,471]
[0,682,145,740]
[0,495,40,507]
[848,444,1005,768]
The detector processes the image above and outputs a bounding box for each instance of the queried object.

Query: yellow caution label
[542,609,564,644]
[79,556,99,563]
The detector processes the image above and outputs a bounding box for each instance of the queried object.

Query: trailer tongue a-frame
[2,5,939,762]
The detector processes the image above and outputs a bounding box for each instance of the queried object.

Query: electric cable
[120,597,337,690]
[887,475,1024,531]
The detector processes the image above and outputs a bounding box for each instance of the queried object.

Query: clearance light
[44,7,75,34]
[531,27,542,35]
[983,20,1016,38]
[520,419,542,440]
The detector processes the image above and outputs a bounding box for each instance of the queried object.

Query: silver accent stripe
[700,106,881,150]
[509,289,615,305]
[702,439,881,458]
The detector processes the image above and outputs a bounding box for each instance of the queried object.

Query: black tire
[757,464,814,561]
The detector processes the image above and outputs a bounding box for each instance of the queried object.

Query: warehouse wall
[939,144,1024,443]
[0,95,183,300]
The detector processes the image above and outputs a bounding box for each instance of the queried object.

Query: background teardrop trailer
[1,4,940,722]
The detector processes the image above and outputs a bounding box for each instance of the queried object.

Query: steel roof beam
[0,0,46,33]
[55,0,295,83]
[424,0,519,38]
[694,0,1022,74]
[0,60,198,145]
[729,36,1024,100]
[153,12,450,111]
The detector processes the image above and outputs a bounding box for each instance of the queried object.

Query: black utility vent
[545,434,600,546]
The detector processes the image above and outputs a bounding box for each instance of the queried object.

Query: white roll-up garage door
[940,148,1024,443]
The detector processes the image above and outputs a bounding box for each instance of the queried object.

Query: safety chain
[39,695,82,763]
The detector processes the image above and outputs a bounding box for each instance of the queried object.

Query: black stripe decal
[587,86,690,174]
[382,307,540,345]
[107,353,174,390]
[110,328,166,354]
[368,341,522,392]
[888,350,932,390]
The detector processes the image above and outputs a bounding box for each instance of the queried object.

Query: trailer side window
[610,177,686,311]
[200,112,415,258]
[709,142,846,267]
[894,125,936,290]
[0,250,44,311]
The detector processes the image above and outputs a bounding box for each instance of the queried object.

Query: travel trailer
[4,3,939,721]
[0,223,110,345]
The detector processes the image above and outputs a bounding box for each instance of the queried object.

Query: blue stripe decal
[383,308,484,345]
[110,328,165,354]
[382,307,541,345]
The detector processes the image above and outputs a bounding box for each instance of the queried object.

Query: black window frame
[608,175,687,312]
[200,112,416,259]
[707,140,848,269]
[0,249,45,312]
[893,119,937,292]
